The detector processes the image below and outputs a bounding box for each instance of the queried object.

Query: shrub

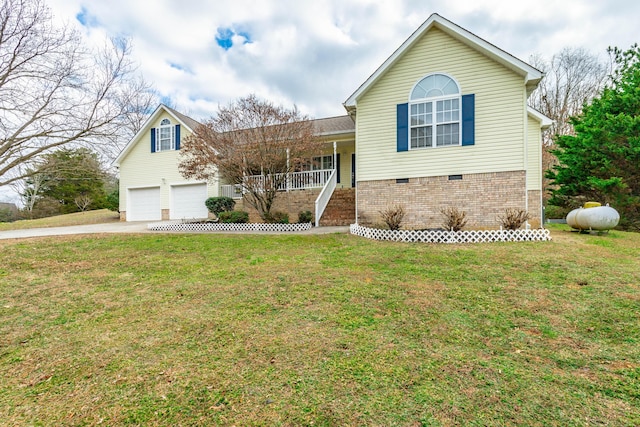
[499,208,531,230]
[205,197,236,215]
[440,207,468,231]
[265,211,289,224]
[105,188,119,212]
[544,204,570,219]
[218,210,249,223]
[379,205,405,231]
[0,207,17,223]
[298,210,313,224]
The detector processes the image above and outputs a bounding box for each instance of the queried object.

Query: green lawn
[0,227,638,426]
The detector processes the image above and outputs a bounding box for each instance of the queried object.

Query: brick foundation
[240,189,321,223]
[527,190,542,228]
[120,211,126,221]
[357,171,541,229]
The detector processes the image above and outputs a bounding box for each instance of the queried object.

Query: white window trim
[299,155,334,171]
[156,119,175,152]
[408,73,462,150]
[312,154,333,170]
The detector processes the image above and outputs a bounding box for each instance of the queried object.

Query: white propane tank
[566,203,620,231]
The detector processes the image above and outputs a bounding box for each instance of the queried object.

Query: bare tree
[528,48,609,200]
[0,0,156,187]
[529,48,608,145]
[107,75,161,158]
[11,166,47,218]
[74,194,92,211]
[179,95,325,221]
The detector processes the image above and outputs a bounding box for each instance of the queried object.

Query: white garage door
[127,187,161,221]
[170,183,208,220]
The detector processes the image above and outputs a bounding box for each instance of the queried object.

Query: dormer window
[157,119,175,151]
[409,74,461,149]
[151,118,181,153]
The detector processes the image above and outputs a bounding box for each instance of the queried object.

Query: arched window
[158,118,174,151]
[409,73,461,148]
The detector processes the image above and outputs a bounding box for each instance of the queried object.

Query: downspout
[353,109,358,225]
[523,83,529,228]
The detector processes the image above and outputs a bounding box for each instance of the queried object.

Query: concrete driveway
[0,222,350,240]
[0,221,150,240]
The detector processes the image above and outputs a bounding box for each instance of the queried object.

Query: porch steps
[319,188,355,226]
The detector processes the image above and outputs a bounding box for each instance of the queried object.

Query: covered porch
[220,137,355,226]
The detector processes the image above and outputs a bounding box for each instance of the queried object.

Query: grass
[0,209,119,231]
[0,225,639,425]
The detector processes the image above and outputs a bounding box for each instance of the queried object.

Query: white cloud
[43,0,640,122]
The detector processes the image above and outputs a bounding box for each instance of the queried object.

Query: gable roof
[113,104,201,166]
[344,13,544,112]
[164,105,202,132]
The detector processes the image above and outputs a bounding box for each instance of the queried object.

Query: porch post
[333,141,337,176]
[286,148,290,192]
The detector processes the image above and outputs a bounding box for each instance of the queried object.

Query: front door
[351,153,356,187]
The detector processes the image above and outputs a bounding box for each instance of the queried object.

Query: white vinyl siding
[527,114,543,190]
[356,27,527,182]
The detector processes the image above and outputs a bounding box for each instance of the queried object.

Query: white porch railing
[288,169,333,190]
[222,169,334,196]
[314,169,337,227]
[246,169,333,192]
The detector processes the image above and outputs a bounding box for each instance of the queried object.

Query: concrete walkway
[0,222,350,240]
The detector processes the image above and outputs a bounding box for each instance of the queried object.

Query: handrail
[314,169,337,227]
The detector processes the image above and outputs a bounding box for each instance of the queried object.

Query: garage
[127,187,161,221]
[170,183,208,220]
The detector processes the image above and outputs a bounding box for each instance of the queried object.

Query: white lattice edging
[350,224,551,243]
[148,221,312,233]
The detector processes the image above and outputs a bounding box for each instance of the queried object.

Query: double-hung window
[157,119,175,151]
[299,155,334,171]
[312,155,333,170]
[409,74,461,149]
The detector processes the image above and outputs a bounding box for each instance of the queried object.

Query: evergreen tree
[548,44,640,230]
[29,148,109,215]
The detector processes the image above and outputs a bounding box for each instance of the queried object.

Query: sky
[46,0,640,122]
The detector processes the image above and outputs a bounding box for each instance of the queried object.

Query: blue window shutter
[461,94,475,146]
[150,127,156,153]
[397,103,409,152]
[336,153,341,183]
[175,124,181,150]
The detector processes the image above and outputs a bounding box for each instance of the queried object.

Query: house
[115,13,551,228]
